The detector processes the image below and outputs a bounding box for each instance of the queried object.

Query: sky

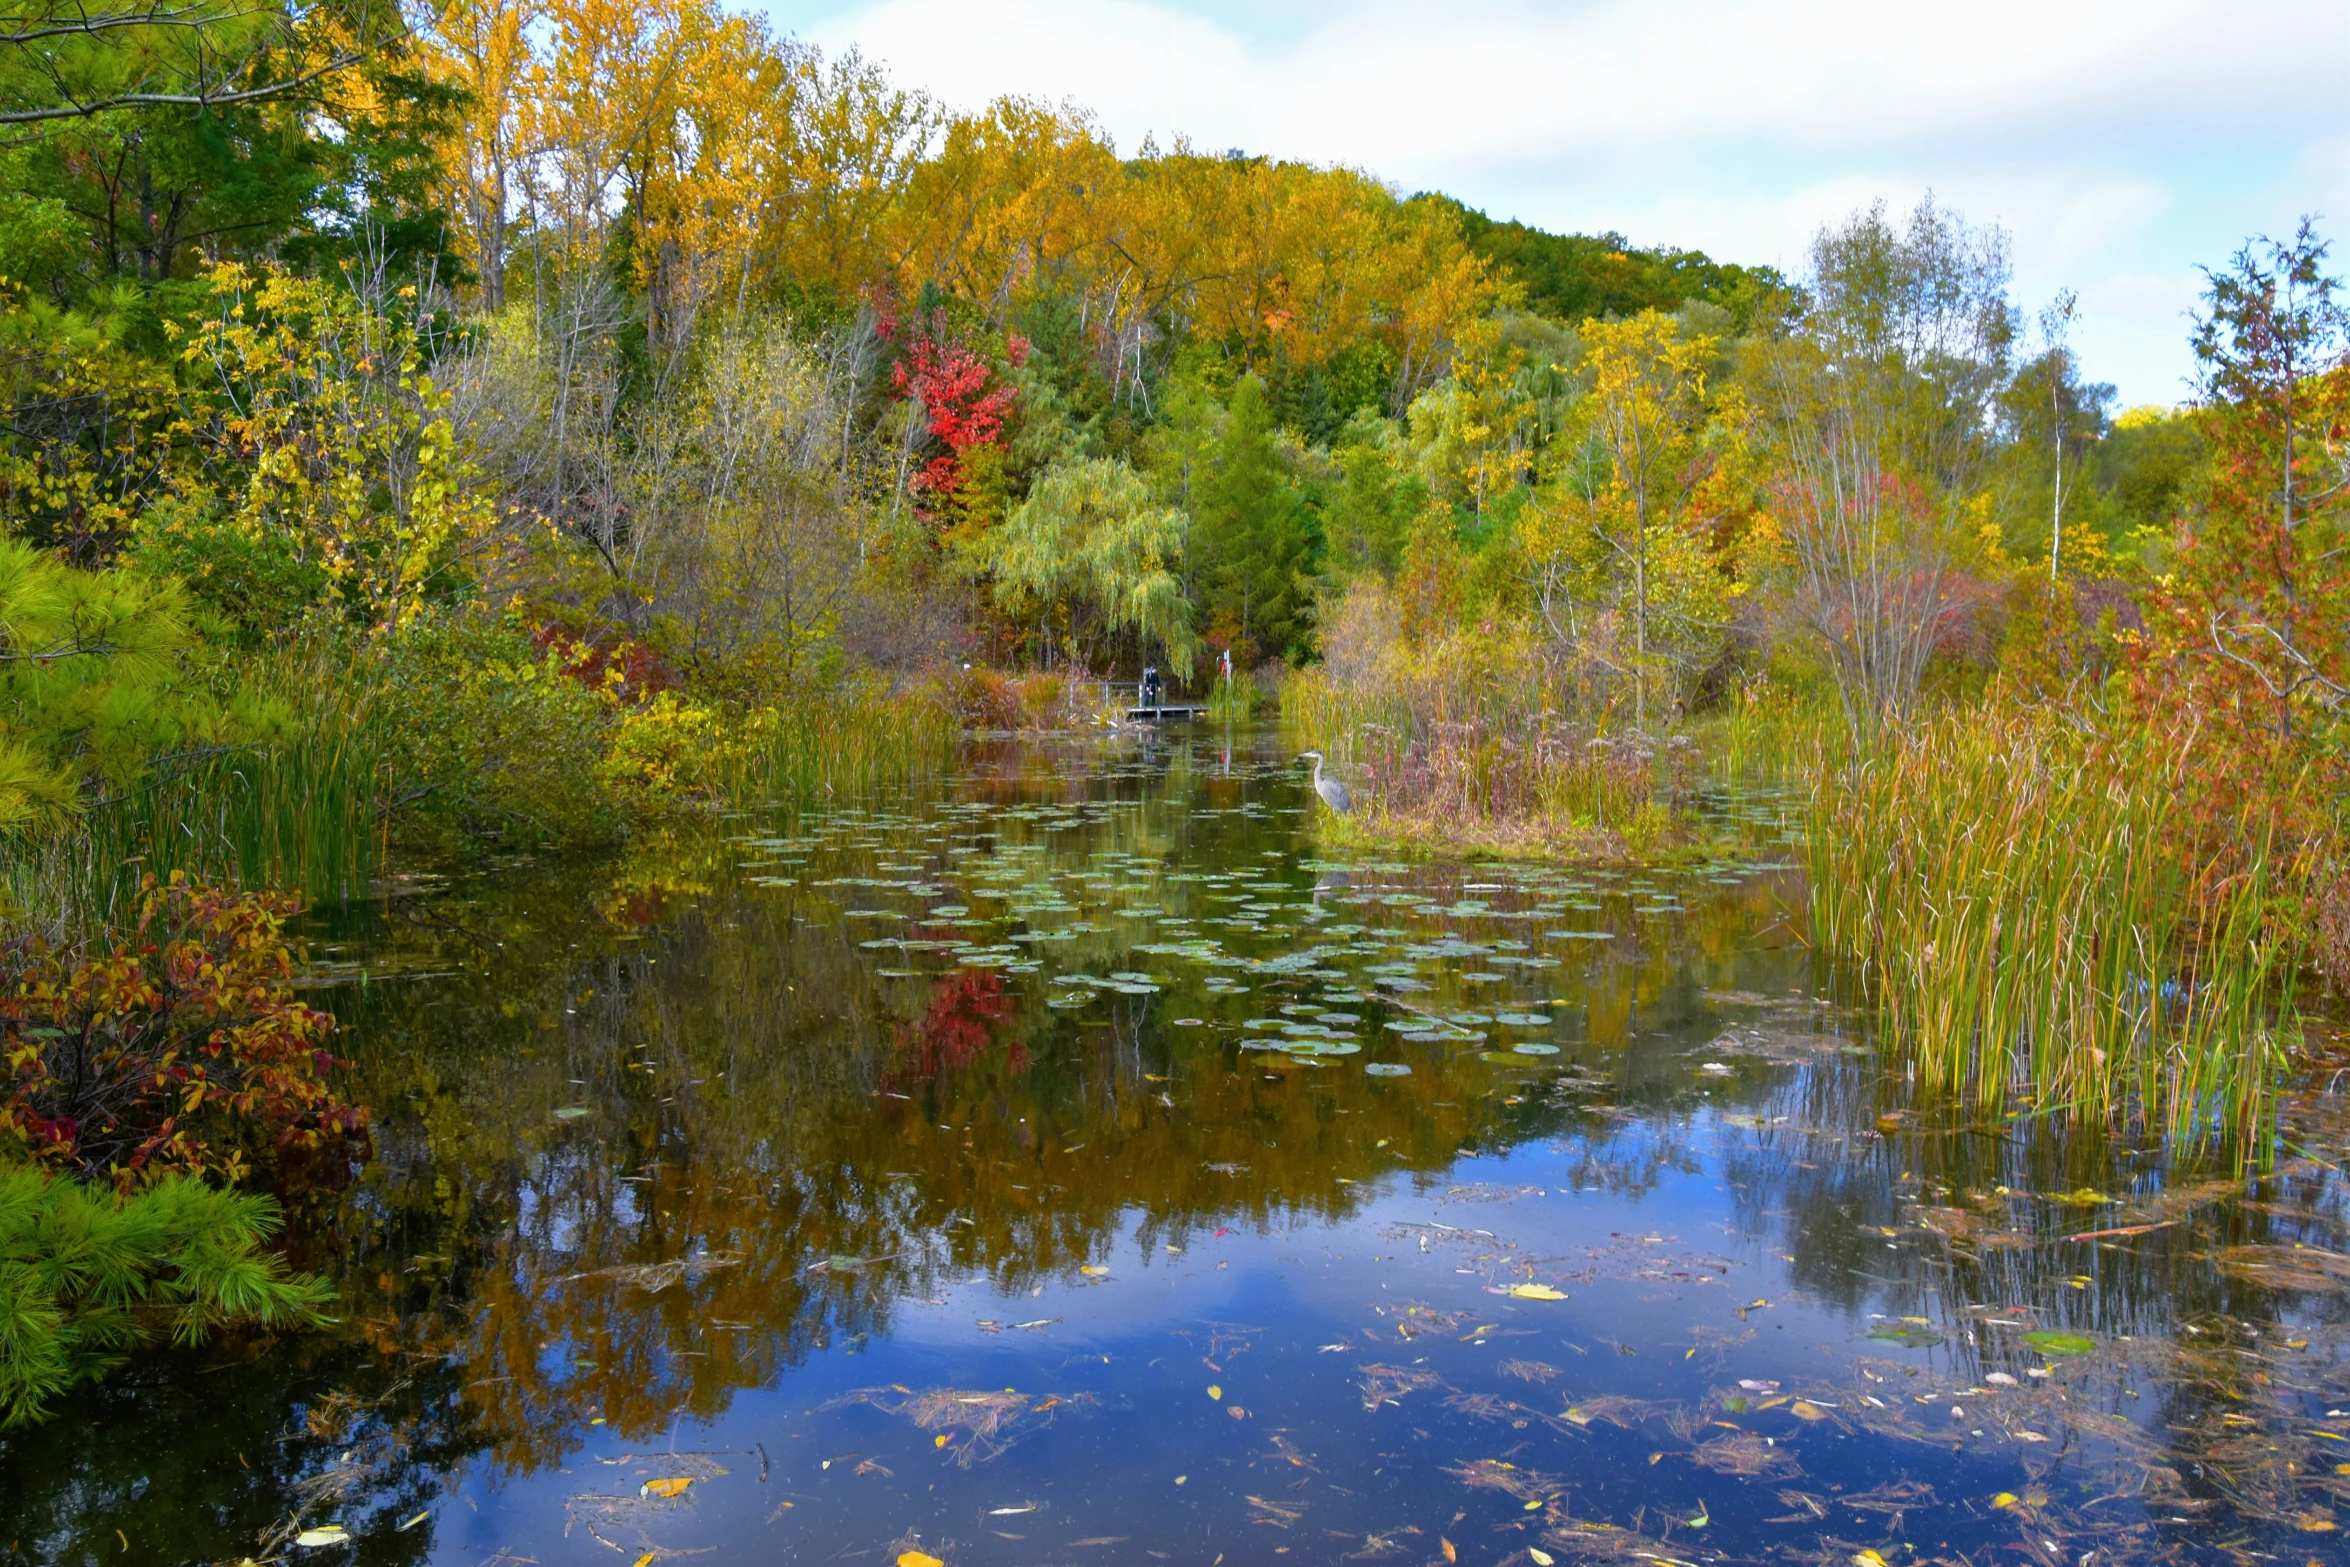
[752,0,2350,407]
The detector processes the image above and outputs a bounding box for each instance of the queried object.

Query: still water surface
[6,728,2348,1566]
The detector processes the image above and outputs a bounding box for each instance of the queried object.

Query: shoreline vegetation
[0,0,2345,1421]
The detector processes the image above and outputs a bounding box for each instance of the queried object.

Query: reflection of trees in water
[0,749,1893,1556]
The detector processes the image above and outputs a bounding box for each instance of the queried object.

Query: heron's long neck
[1311,757,1323,788]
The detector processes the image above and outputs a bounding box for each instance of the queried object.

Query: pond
[6,727,2348,1566]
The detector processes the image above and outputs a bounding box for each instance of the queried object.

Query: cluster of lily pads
[726,776,1801,1084]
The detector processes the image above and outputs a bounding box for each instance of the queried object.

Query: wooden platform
[1124,705,1209,721]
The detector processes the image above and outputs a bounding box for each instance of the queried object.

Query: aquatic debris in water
[2214,1244,2350,1291]
[1692,1430,1798,1477]
[1499,1359,1560,1383]
[825,1386,1086,1466]
[561,1252,743,1292]
[1446,1458,1564,1508]
[1358,1364,1442,1410]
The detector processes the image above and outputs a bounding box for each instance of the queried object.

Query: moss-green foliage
[1423,194,1790,330]
[370,612,625,854]
[0,1165,332,1427]
[0,538,209,832]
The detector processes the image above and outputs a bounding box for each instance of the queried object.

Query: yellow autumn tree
[1526,309,1743,722]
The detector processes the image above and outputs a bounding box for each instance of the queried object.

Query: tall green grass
[3,652,384,936]
[702,684,958,804]
[1810,709,2294,1145]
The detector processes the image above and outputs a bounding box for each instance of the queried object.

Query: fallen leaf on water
[935,1434,950,1448]
[640,1477,693,1499]
[1529,1551,1556,1566]
[1508,1283,1568,1301]
[293,1528,349,1549]
[1790,1401,1827,1422]
[1854,1553,1889,1567]
[633,1555,656,1567]
[899,1553,945,1567]
[2296,1512,2338,1533]
[1207,1385,1222,1400]
[1079,1265,1109,1277]
[1440,1538,1457,1564]
[1993,1492,2019,1510]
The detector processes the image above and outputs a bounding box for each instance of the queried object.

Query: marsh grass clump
[1810,709,2294,1142]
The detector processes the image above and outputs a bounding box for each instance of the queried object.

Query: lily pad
[1868,1323,1944,1348]
[1364,1062,1412,1077]
[1511,1043,1561,1057]
[2024,1330,2096,1356]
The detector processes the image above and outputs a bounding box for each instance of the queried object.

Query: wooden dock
[1123,705,1209,722]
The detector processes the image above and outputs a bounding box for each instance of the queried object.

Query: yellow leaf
[1530,1552,1556,1567]
[899,1554,945,1567]
[640,1477,693,1499]
[1854,1553,1890,1567]
[1508,1283,1568,1301]
[634,1556,657,1567]
[1791,1401,1826,1421]
[293,1529,349,1549]
[1993,1492,2019,1509]
[935,1433,950,1447]
[1207,1385,1223,1400]
[1080,1265,1109,1277]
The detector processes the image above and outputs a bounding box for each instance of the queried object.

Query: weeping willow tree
[969,455,1201,678]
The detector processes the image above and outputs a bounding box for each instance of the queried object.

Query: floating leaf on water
[1790,1400,1828,1422]
[1507,1283,1568,1301]
[293,1528,350,1548]
[1511,1043,1560,1057]
[1697,1062,1735,1077]
[640,1476,693,1498]
[899,1554,945,1567]
[551,1106,592,1120]
[1493,1013,1552,1027]
[1854,1552,1889,1567]
[1364,1063,1412,1077]
[1079,1265,1109,1277]
[2024,1330,2095,1356]
[1869,1323,1944,1348]
[1207,1385,1222,1400]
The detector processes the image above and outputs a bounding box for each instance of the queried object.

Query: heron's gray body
[1298,751,1354,814]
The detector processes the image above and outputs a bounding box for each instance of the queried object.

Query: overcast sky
[754,0,2350,407]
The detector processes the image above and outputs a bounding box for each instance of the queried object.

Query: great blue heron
[1297,751,1353,815]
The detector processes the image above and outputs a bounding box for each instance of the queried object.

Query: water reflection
[3,729,2346,1566]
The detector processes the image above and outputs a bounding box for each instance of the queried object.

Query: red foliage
[0,876,367,1185]
[532,621,681,704]
[883,310,1022,516]
[887,968,1020,1084]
